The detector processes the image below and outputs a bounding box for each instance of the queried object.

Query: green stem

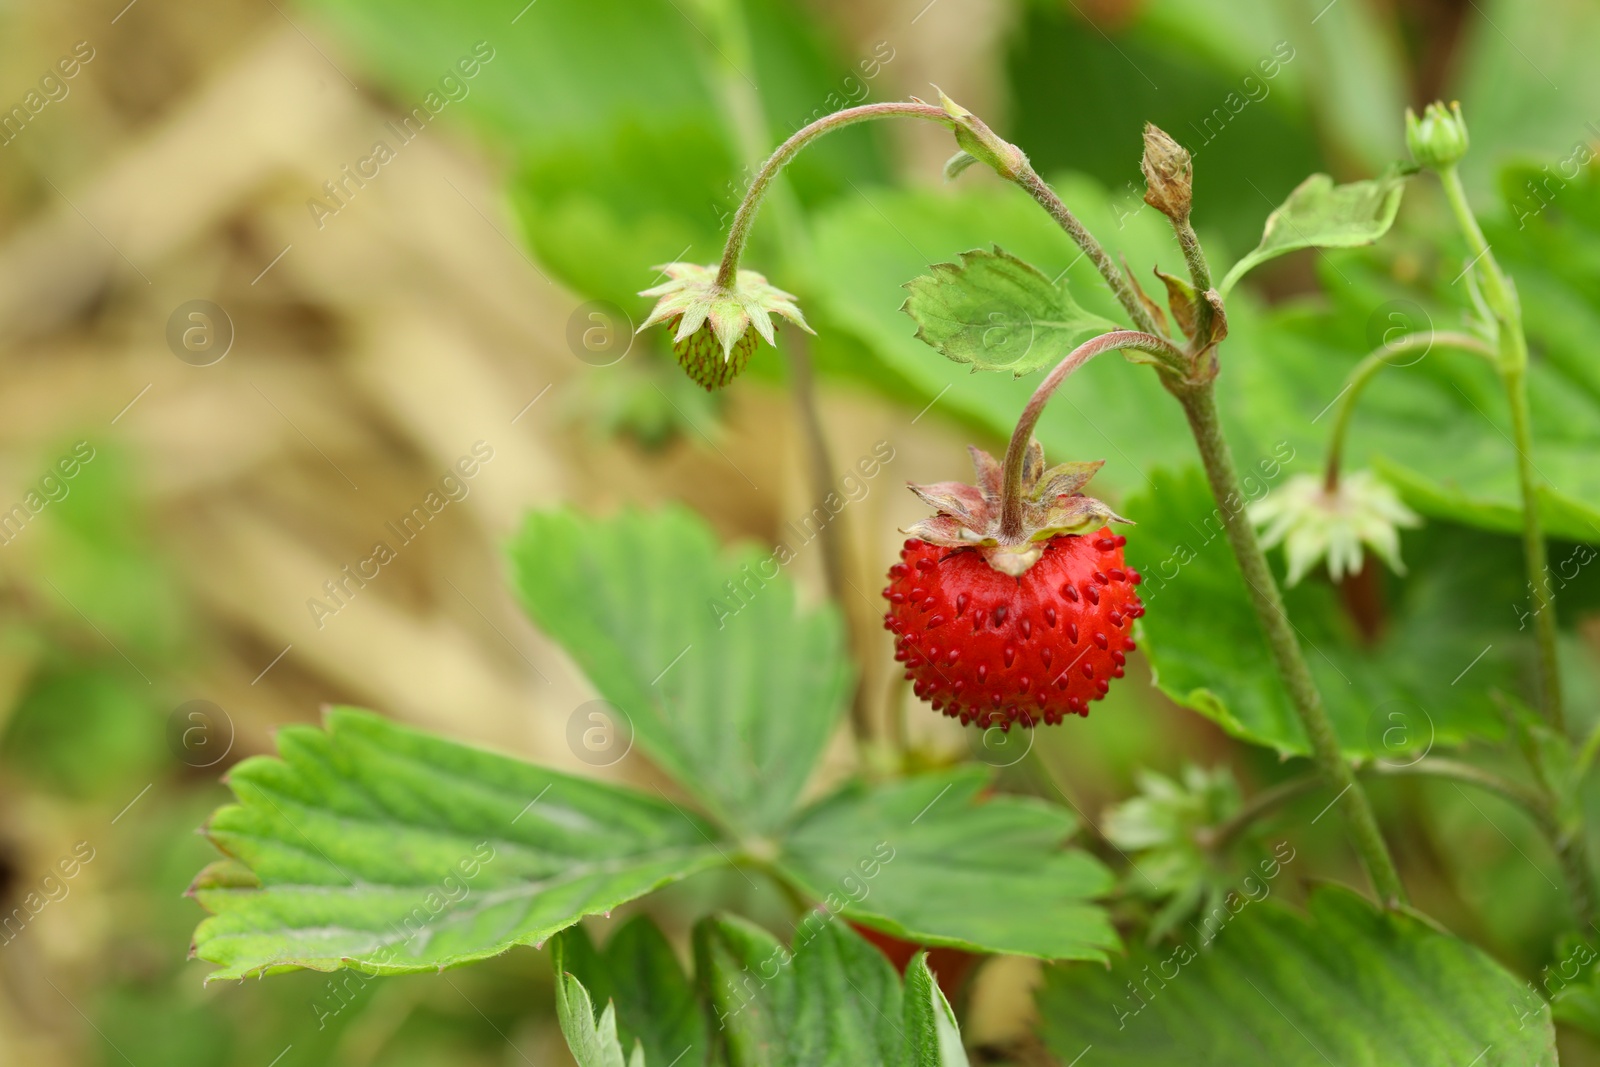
[1438,164,1564,733]
[1174,382,1408,905]
[996,330,1183,540]
[1322,331,1496,491]
[1203,758,1555,853]
[716,102,949,288]
[703,21,882,748]
[1012,168,1164,337]
[1172,215,1213,294]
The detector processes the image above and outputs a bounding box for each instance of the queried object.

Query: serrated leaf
[554,952,643,1067]
[1219,166,1410,296]
[806,178,1193,498]
[697,913,970,1067]
[1124,467,1524,757]
[509,507,852,836]
[1038,885,1557,1066]
[778,767,1118,961]
[558,918,708,1067]
[901,247,1118,377]
[190,709,725,980]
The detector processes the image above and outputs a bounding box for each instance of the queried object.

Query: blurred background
[1,0,1598,1062]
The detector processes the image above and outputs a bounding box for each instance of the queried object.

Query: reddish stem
[997,331,1180,541]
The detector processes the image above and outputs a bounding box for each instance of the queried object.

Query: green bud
[936,88,1028,181]
[1405,100,1469,171]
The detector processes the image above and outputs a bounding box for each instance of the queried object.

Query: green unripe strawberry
[670,316,760,391]
[637,262,812,391]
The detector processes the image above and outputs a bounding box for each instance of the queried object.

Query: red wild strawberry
[882,443,1142,729]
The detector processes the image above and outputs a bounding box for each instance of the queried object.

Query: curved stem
[716,101,949,287]
[1204,758,1554,854]
[1437,165,1564,734]
[1322,331,1496,491]
[703,22,886,748]
[1012,168,1164,337]
[1174,382,1408,904]
[995,331,1183,541]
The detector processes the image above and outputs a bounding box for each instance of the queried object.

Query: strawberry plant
[180,9,1600,1062]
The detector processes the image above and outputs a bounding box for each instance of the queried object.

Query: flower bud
[1141,123,1193,223]
[1405,101,1469,171]
[937,88,1028,181]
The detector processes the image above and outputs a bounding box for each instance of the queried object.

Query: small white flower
[1250,470,1421,586]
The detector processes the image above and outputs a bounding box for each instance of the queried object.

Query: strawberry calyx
[903,442,1130,577]
[637,262,814,390]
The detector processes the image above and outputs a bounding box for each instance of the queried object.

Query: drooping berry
[669,316,759,390]
[636,262,813,391]
[883,529,1141,729]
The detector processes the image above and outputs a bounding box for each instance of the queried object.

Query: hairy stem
[1012,168,1164,336]
[1175,382,1408,904]
[1172,215,1213,294]
[1438,164,1564,733]
[1322,331,1496,491]
[716,102,949,288]
[996,331,1183,541]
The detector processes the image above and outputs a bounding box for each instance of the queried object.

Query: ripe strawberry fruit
[882,444,1142,729]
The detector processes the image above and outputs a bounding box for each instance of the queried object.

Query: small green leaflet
[778,767,1118,962]
[190,708,725,980]
[901,246,1119,377]
[551,915,970,1067]
[556,965,645,1067]
[1038,885,1557,1066]
[510,507,853,837]
[1219,165,1411,296]
[697,914,970,1067]
[558,917,707,1067]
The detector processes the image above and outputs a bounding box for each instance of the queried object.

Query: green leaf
[1038,885,1557,1066]
[697,914,970,1066]
[557,918,708,1067]
[778,767,1117,962]
[190,708,725,980]
[509,507,852,836]
[552,914,970,1067]
[554,941,643,1067]
[1219,166,1410,296]
[806,176,1193,500]
[901,247,1118,377]
[1124,467,1522,757]
[1551,934,1600,1039]
[904,952,970,1066]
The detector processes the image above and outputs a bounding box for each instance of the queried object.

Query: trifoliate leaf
[902,246,1118,377]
